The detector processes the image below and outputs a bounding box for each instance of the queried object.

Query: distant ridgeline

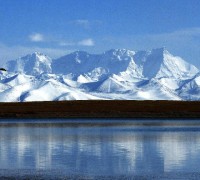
[0,48,200,102]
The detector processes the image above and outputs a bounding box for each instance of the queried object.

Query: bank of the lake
[0,100,200,118]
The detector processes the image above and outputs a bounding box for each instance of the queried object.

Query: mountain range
[0,47,200,102]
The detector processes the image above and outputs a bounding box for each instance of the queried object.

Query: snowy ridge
[5,52,52,75]
[1,48,200,102]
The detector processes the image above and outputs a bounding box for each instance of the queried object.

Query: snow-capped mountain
[51,49,136,81]
[1,48,200,102]
[5,52,52,75]
[133,48,198,79]
[52,48,198,80]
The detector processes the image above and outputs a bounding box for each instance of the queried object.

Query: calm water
[1,119,200,179]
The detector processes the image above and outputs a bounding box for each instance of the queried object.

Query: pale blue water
[0,119,200,179]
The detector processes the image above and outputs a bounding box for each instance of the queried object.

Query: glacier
[0,47,199,102]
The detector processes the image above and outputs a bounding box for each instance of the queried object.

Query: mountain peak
[151,47,168,54]
[21,52,49,60]
[32,51,44,56]
[73,50,89,55]
[104,49,135,56]
[5,52,52,75]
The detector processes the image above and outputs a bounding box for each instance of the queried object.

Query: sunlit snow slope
[1,48,199,102]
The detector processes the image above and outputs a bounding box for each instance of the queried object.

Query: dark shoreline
[0,100,200,119]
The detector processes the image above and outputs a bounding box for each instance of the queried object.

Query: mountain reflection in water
[0,120,200,177]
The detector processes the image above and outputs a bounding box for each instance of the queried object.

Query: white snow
[5,52,52,75]
[0,48,200,102]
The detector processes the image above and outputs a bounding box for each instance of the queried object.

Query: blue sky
[0,0,200,67]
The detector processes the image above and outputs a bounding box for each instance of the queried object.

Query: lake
[0,119,200,179]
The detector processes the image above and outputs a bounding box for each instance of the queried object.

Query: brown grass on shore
[0,100,200,118]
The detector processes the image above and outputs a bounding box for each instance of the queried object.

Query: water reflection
[0,120,200,176]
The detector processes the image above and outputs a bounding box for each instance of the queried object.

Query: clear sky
[0,0,200,67]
